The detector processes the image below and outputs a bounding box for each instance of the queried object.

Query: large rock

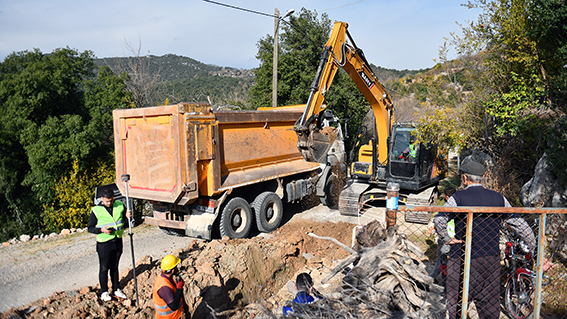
[19,234,31,243]
[520,153,567,207]
[520,153,567,264]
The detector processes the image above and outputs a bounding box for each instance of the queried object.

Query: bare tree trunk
[103,36,163,108]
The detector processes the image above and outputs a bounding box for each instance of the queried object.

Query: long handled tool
[122,174,139,308]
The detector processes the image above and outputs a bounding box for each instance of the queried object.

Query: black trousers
[446,255,501,319]
[96,238,123,293]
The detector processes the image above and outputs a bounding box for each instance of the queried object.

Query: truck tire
[219,197,252,239]
[320,173,339,208]
[252,192,283,233]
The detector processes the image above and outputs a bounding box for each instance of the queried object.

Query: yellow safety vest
[92,201,126,242]
[409,144,417,159]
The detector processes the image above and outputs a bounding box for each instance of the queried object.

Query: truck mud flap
[185,211,217,240]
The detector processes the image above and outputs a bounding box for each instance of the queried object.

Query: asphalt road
[0,225,197,312]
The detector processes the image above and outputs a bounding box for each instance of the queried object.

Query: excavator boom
[294,21,393,164]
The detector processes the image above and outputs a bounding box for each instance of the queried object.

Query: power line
[320,0,365,12]
[203,0,309,39]
[203,0,276,18]
[203,0,310,42]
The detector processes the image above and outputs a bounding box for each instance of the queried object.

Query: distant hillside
[94,54,254,83]
[370,64,432,83]
[94,54,255,106]
[93,54,430,107]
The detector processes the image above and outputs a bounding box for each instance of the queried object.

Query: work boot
[114,289,127,299]
[100,292,112,302]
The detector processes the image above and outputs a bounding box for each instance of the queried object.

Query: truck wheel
[219,197,252,239]
[252,192,283,233]
[320,173,339,208]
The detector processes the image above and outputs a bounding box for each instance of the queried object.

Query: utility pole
[272,8,280,108]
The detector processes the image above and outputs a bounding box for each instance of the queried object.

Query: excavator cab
[387,124,445,191]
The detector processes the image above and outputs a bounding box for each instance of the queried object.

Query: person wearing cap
[433,160,535,319]
[152,254,186,319]
[88,188,132,302]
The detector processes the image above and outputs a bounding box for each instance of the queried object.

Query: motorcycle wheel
[504,273,535,319]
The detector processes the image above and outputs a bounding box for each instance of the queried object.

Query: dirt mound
[1,219,357,319]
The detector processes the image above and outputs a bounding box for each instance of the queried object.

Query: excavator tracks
[338,182,370,216]
[338,183,437,224]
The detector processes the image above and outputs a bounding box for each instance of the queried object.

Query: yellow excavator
[294,21,447,217]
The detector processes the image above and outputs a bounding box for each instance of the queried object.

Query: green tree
[248,8,371,153]
[43,159,115,233]
[0,48,131,241]
[413,0,567,201]
[453,0,566,137]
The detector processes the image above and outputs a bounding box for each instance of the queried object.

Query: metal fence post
[461,211,473,319]
[534,212,547,319]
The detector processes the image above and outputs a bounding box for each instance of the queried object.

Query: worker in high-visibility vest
[152,254,186,319]
[88,188,132,301]
[398,132,418,162]
[428,187,457,286]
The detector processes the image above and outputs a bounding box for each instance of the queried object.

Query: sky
[0,0,482,71]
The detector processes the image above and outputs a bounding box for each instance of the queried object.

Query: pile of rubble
[275,221,446,319]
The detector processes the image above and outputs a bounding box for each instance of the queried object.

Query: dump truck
[112,103,344,239]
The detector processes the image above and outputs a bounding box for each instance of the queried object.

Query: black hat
[460,160,486,176]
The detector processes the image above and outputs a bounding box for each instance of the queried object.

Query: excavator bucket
[296,126,334,164]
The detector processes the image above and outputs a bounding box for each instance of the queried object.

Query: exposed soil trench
[0,203,376,319]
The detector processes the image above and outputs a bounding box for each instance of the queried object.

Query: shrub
[42,159,114,233]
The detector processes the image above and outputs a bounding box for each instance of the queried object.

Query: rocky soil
[0,203,380,319]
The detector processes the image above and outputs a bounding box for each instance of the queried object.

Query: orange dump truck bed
[113,102,322,239]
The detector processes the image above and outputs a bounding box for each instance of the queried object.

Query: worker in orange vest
[152,254,186,319]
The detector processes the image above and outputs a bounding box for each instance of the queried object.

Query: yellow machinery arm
[294,21,394,164]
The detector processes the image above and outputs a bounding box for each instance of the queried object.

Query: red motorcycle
[502,227,550,319]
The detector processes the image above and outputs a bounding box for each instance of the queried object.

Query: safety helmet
[161,254,181,271]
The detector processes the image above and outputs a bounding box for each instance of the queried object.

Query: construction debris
[280,221,446,319]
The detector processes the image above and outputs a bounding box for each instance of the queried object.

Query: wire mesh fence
[386,206,567,319]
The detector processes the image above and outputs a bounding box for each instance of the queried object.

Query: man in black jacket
[434,160,535,319]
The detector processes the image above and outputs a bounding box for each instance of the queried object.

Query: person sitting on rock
[152,254,187,319]
[283,273,322,316]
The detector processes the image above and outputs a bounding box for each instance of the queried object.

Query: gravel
[0,224,197,312]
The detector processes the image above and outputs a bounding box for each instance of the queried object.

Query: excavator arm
[294,21,394,164]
